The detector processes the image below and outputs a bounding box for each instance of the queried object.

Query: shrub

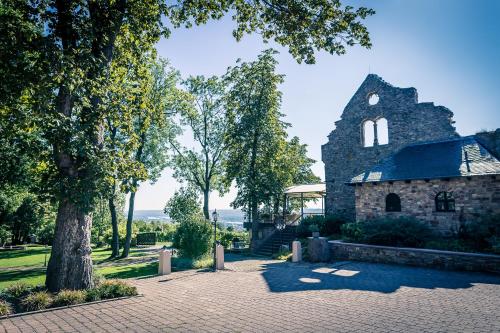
[340,223,363,241]
[173,216,212,258]
[297,215,324,237]
[85,288,102,302]
[136,232,156,245]
[322,215,348,236]
[0,225,12,247]
[36,222,55,246]
[22,291,52,312]
[296,214,348,237]
[342,217,433,248]
[218,228,249,249]
[52,290,86,307]
[2,282,32,299]
[95,280,137,300]
[460,214,500,253]
[103,223,138,248]
[0,300,11,316]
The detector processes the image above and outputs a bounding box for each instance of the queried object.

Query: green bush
[2,282,32,299]
[340,223,363,241]
[136,232,156,245]
[103,223,138,248]
[173,216,212,258]
[94,280,137,300]
[52,290,86,307]
[460,214,500,253]
[322,215,348,236]
[218,228,249,248]
[296,215,323,237]
[22,291,52,312]
[85,288,102,302]
[36,222,55,245]
[342,217,433,248]
[0,225,12,246]
[297,214,348,237]
[0,300,11,316]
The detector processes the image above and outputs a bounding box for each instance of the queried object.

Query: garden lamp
[212,209,218,271]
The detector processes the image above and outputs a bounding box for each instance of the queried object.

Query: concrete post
[216,244,224,270]
[158,249,171,275]
[292,241,302,262]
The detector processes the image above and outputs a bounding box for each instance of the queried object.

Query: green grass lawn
[0,242,210,290]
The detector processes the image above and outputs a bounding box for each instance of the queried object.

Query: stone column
[307,237,331,262]
[158,249,171,275]
[216,244,224,270]
[292,241,302,262]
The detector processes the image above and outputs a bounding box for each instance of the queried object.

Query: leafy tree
[169,0,374,64]
[119,58,183,258]
[0,226,12,247]
[164,187,204,224]
[225,50,319,247]
[11,196,44,244]
[170,75,228,219]
[1,0,373,291]
[224,49,287,243]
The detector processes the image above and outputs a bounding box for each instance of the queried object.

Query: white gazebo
[283,183,326,221]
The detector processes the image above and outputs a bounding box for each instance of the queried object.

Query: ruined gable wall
[321,74,458,220]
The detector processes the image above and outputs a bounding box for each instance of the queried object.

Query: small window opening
[368,93,379,105]
[385,193,401,212]
[435,191,455,212]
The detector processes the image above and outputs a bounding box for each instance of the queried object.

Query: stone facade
[329,240,500,273]
[354,175,500,235]
[321,74,457,220]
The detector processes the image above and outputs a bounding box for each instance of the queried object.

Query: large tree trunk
[121,190,136,258]
[46,199,93,292]
[203,188,210,220]
[108,196,120,257]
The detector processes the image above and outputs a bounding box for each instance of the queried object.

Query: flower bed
[0,279,137,317]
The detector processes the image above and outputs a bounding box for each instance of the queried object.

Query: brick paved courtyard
[2,256,500,332]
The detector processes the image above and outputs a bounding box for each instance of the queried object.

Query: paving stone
[1,256,499,332]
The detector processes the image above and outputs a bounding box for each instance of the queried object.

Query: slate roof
[350,136,500,184]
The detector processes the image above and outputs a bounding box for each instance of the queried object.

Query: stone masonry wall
[321,74,458,220]
[354,175,500,235]
[329,240,500,273]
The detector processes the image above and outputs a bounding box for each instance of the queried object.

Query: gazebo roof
[284,183,326,198]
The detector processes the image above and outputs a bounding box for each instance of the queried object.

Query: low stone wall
[329,240,500,274]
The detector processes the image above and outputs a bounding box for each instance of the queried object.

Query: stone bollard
[307,237,330,262]
[292,241,302,262]
[216,244,224,270]
[158,249,171,275]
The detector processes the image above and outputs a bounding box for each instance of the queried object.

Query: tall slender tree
[170,76,229,220]
[225,50,319,248]
[120,58,184,258]
[225,49,288,245]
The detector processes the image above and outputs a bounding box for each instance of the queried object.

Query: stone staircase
[254,226,297,256]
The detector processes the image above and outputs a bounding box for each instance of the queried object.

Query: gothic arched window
[435,192,455,212]
[362,120,375,147]
[376,118,389,145]
[385,193,401,212]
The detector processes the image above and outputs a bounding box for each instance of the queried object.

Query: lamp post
[276,221,286,254]
[212,209,218,271]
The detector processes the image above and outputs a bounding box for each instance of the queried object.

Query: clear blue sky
[131,0,500,211]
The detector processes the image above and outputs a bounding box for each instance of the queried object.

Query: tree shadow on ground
[0,247,49,261]
[0,267,46,285]
[260,260,500,294]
